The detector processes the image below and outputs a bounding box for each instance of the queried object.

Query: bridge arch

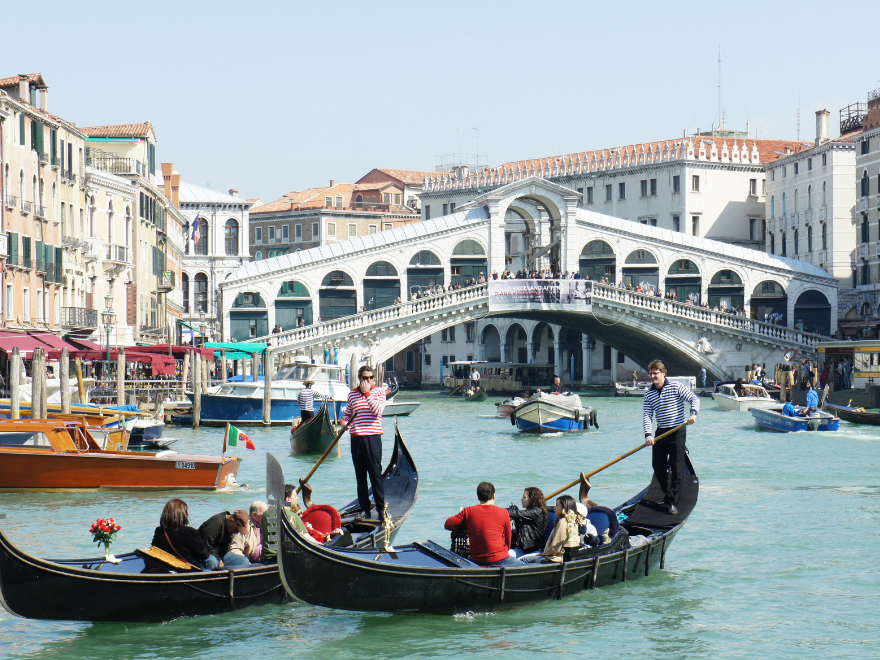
[320,269,357,321]
[579,239,616,282]
[480,323,502,361]
[505,322,530,364]
[750,279,787,324]
[451,239,488,285]
[793,290,831,335]
[623,248,659,290]
[529,321,555,365]
[708,269,744,311]
[407,250,444,297]
[364,260,400,310]
[666,258,702,303]
[276,280,312,328]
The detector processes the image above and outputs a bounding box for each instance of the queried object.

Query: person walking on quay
[643,359,699,516]
[339,365,386,519]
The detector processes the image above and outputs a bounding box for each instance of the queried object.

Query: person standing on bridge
[643,360,699,516]
[339,365,386,519]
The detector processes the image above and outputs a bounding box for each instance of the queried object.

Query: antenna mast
[717,46,722,134]
[797,87,801,142]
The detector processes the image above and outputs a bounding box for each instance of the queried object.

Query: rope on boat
[452,568,591,594]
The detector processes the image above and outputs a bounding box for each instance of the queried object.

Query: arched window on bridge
[276,280,312,329]
[622,250,658,290]
[579,240,616,282]
[751,281,787,325]
[451,240,487,287]
[407,250,444,299]
[364,261,400,310]
[230,291,268,340]
[708,270,744,311]
[320,271,356,321]
[666,259,701,304]
[794,290,831,336]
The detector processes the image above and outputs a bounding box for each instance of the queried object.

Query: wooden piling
[192,351,201,430]
[263,350,273,426]
[202,355,209,394]
[181,351,190,398]
[39,354,48,420]
[221,349,227,383]
[60,348,71,414]
[10,347,21,420]
[75,357,86,404]
[31,349,43,420]
[117,347,126,406]
[251,354,259,382]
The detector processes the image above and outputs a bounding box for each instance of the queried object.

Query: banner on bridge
[488,279,592,311]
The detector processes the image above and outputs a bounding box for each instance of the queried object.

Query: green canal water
[1,394,879,659]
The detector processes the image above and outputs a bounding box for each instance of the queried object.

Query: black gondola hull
[822,400,880,425]
[290,403,337,455]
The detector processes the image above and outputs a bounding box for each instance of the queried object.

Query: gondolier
[643,359,699,515]
[339,365,386,519]
[470,366,481,391]
[297,379,323,422]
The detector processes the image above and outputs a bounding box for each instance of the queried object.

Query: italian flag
[224,423,256,452]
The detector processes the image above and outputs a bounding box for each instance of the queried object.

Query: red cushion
[301,504,341,535]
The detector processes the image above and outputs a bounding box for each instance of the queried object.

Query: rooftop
[177,181,250,205]
[82,122,155,139]
[358,168,436,186]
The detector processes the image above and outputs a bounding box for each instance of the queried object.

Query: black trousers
[300,410,314,422]
[351,434,385,517]
[652,425,687,505]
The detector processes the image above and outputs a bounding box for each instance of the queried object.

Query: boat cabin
[443,361,556,393]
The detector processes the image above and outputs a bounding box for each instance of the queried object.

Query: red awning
[30,332,80,353]
[43,348,178,377]
[67,338,103,351]
[0,332,56,359]
[126,344,216,359]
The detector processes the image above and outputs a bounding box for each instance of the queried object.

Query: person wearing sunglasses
[642,360,699,515]
[339,365,386,519]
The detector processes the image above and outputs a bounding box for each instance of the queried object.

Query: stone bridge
[219,177,837,379]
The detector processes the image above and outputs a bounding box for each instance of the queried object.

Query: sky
[4,0,880,203]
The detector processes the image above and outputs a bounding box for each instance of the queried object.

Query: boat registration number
[175,461,196,470]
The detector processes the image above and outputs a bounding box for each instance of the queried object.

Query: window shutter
[35,121,44,153]
[19,115,25,146]
[8,233,18,265]
[51,129,57,160]
[55,247,63,283]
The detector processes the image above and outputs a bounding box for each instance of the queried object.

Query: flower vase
[103,541,119,564]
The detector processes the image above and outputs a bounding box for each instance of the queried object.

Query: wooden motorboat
[711,383,777,412]
[749,405,839,432]
[290,403,337,455]
[462,387,487,402]
[511,392,597,433]
[0,424,419,622]
[277,455,698,614]
[0,418,240,491]
[821,399,880,425]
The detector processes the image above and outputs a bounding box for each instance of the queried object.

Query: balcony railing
[859,198,869,212]
[859,244,868,258]
[51,155,61,169]
[68,173,77,185]
[158,270,176,290]
[38,151,49,165]
[804,209,812,223]
[35,205,46,218]
[20,200,32,214]
[105,244,129,263]
[87,156,135,174]
[61,307,98,328]
[819,206,826,221]
[35,258,46,272]
[4,195,17,210]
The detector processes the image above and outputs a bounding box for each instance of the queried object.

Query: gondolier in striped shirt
[297,379,327,422]
[339,365,386,519]
[643,360,699,515]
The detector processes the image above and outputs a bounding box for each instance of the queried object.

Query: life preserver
[590,408,599,429]
[574,409,581,423]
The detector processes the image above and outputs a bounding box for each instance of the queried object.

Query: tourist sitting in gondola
[520,495,581,563]
[224,503,267,567]
[197,510,240,569]
[575,503,601,547]
[506,487,548,558]
[151,498,212,570]
[260,484,310,563]
[445,482,523,567]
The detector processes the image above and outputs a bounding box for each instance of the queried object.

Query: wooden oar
[546,422,688,499]
[444,384,464,399]
[296,411,356,493]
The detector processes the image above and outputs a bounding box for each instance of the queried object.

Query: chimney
[171,173,181,208]
[228,188,238,197]
[329,180,335,187]
[17,75,28,102]
[816,109,830,146]
[161,163,173,197]
[38,86,48,112]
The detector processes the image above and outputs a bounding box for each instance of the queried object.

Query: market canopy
[44,349,177,377]
[205,341,267,361]
[126,344,216,360]
[0,331,80,359]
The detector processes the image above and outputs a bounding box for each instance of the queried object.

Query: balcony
[0,233,6,260]
[87,155,136,175]
[104,244,130,264]
[68,173,77,185]
[859,244,868,258]
[61,307,98,329]
[38,151,49,166]
[20,200,32,214]
[804,209,812,223]
[35,258,47,272]
[158,270,176,291]
[35,205,46,218]
[51,155,61,169]
[4,195,17,210]
[859,198,868,212]
[819,250,827,263]
[779,217,786,230]
[819,206,826,221]
[791,212,799,226]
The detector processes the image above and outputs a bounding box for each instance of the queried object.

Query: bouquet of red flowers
[90,518,122,562]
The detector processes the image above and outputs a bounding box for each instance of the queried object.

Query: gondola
[290,403,337,455]
[462,387,487,402]
[277,454,698,614]
[821,399,880,425]
[0,424,418,622]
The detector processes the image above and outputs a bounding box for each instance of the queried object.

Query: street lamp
[199,312,207,346]
[102,293,116,363]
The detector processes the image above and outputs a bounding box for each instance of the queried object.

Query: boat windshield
[275,365,343,382]
[0,432,51,447]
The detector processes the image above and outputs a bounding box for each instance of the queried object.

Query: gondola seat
[587,506,620,538]
[301,504,342,543]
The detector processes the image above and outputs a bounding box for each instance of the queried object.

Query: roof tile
[81,122,154,139]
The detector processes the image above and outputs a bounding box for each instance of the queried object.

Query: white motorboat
[495,397,526,417]
[382,400,421,416]
[712,383,777,412]
[511,391,597,433]
[615,376,697,397]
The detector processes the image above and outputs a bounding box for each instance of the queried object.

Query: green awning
[177,320,198,331]
[206,341,267,361]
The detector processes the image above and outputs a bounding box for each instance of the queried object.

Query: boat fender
[510,412,516,426]
[590,408,599,429]
[574,409,581,423]
[155,450,178,458]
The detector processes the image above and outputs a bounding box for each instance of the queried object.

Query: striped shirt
[642,379,699,437]
[297,388,316,412]
[341,386,386,436]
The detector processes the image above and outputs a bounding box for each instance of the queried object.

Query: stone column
[263,350,273,426]
[528,341,539,364]
[488,199,507,277]
[553,337,564,383]
[500,342,511,364]
[31,349,43,419]
[582,336,592,385]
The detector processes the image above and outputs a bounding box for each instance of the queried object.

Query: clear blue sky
[5,0,878,202]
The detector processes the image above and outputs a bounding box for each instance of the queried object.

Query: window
[368,225,378,234]
[312,222,319,240]
[862,171,870,197]
[255,251,263,260]
[691,175,700,192]
[781,232,787,256]
[762,179,766,195]
[807,225,813,252]
[424,205,430,219]
[5,284,12,319]
[348,223,357,238]
[771,169,775,182]
[673,175,681,193]
[750,218,757,241]
[182,273,189,313]
[808,157,813,171]
[282,224,290,242]
[822,223,827,250]
[194,274,208,313]
[224,219,239,255]
[586,186,593,204]
[605,184,612,201]
[862,139,870,155]
[691,215,699,235]
[770,233,775,254]
[450,202,456,212]
[794,162,799,175]
[267,225,275,244]
[822,182,827,206]
[618,182,626,200]
[577,188,583,206]
[249,319,257,337]
[325,196,332,206]
[822,153,827,166]
[749,179,757,196]
[22,288,29,321]
[254,227,262,244]
[335,195,343,207]
[383,223,393,231]
[640,180,648,197]
[294,224,302,241]
[672,215,680,232]
[424,354,431,366]
[383,193,391,204]
[617,351,625,364]
[327,222,336,238]
[771,195,775,218]
[442,203,448,215]
[650,178,657,196]
[406,351,415,372]
[794,229,799,255]
[782,166,787,179]
[862,214,870,243]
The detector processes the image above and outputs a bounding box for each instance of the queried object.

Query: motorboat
[711,383,777,412]
[615,376,697,397]
[749,405,839,432]
[382,400,420,416]
[495,397,526,417]
[193,361,348,426]
[511,391,597,433]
